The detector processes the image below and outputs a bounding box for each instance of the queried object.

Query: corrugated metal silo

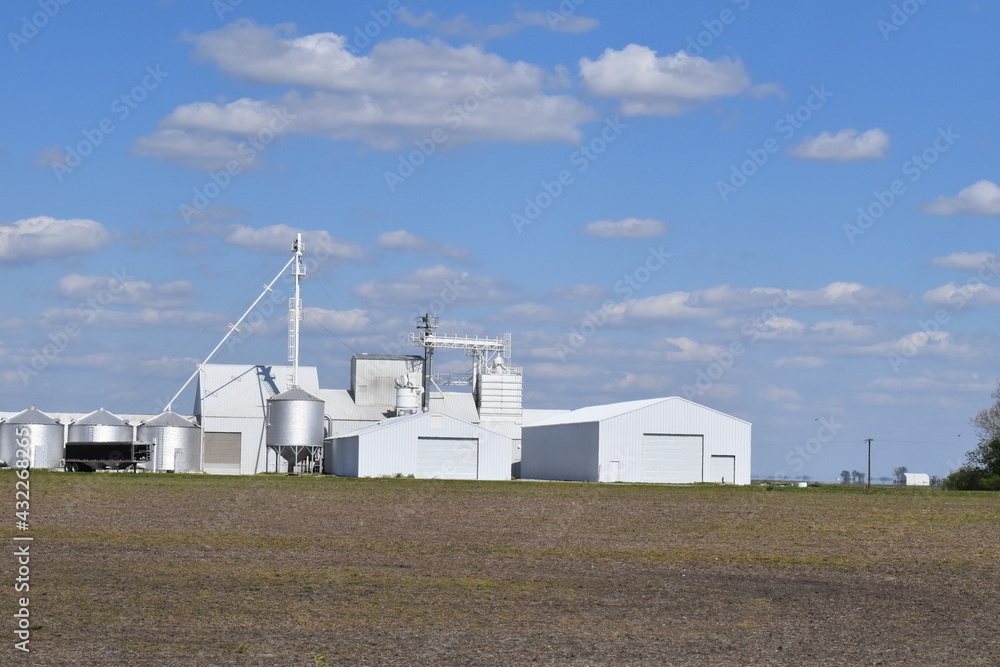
[0,406,65,469]
[137,410,202,472]
[266,387,324,470]
[68,408,133,443]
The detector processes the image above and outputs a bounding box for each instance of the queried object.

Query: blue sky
[4,0,999,481]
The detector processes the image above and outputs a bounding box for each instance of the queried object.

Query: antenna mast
[288,233,305,388]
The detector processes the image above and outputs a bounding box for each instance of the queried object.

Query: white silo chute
[0,406,65,469]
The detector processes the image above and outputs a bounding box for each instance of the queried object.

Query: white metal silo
[68,408,133,443]
[0,406,65,469]
[266,387,325,472]
[137,410,201,473]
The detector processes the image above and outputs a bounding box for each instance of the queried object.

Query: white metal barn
[904,472,931,486]
[520,397,751,485]
[325,411,511,480]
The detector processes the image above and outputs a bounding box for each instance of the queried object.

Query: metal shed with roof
[520,397,751,485]
[325,411,511,480]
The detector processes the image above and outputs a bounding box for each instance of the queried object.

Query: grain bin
[0,406,65,469]
[137,410,201,472]
[266,387,324,471]
[68,408,133,444]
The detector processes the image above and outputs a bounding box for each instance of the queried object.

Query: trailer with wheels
[63,441,153,472]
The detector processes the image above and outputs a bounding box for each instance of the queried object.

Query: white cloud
[176,205,250,223]
[849,331,972,359]
[662,337,725,362]
[611,291,719,322]
[37,307,218,330]
[789,128,890,161]
[810,319,878,343]
[301,307,370,333]
[603,371,670,393]
[32,146,69,167]
[761,386,804,404]
[688,282,909,312]
[354,265,509,306]
[515,11,598,33]
[131,128,251,171]
[923,282,1000,307]
[491,303,563,323]
[751,316,806,340]
[0,216,112,264]
[136,21,595,167]
[789,283,909,311]
[398,9,598,40]
[375,230,468,259]
[931,251,997,270]
[549,283,607,301]
[581,218,667,239]
[55,275,196,308]
[610,281,905,326]
[923,180,1000,216]
[774,356,828,369]
[579,45,759,116]
[224,224,367,260]
[527,361,596,381]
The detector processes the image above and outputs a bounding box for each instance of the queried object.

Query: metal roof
[4,406,60,425]
[330,411,505,440]
[428,391,480,422]
[270,387,323,402]
[141,410,198,428]
[527,396,750,427]
[73,407,129,426]
[316,389,392,421]
[523,408,571,425]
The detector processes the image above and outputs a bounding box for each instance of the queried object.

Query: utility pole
[865,438,873,491]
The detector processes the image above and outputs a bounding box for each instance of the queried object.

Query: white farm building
[520,397,751,485]
[904,472,931,486]
[324,411,511,480]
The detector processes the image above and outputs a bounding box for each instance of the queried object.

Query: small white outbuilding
[904,472,931,486]
[325,411,511,480]
[520,396,751,485]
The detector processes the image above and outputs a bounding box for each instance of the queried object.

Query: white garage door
[710,455,736,484]
[642,434,703,483]
[203,432,240,475]
[417,437,478,480]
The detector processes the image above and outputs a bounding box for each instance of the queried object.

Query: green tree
[893,466,908,485]
[840,470,851,485]
[944,439,1000,490]
[947,386,1000,490]
[971,381,1000,442]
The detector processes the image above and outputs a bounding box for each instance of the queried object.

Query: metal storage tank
[395,387,421,416]
[137,410,201,472]
[266,387,325,469]
[0,406,65,469]
[68,408,133,444]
